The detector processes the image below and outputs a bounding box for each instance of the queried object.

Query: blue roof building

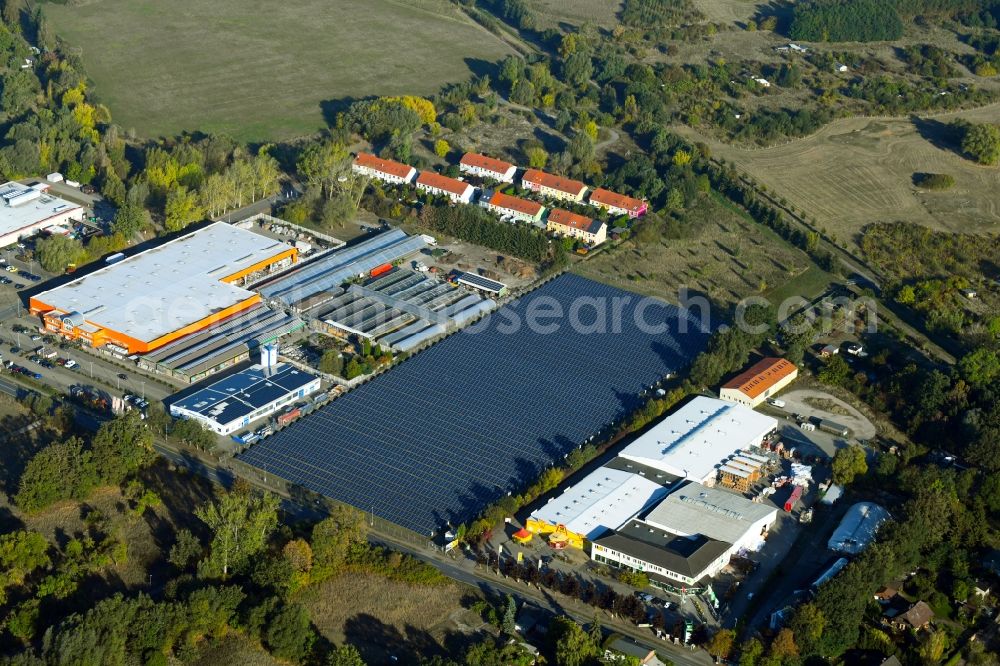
[168,362,320,435]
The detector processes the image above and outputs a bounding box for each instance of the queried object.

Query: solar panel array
[239,274,709,534]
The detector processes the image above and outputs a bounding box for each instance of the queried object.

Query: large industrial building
[0,181,85,248]
[30,223,296,354]
[617,396,778,485]
[527,468,670,549]
[720,357,798,408]
[644,483,777,553]
[588,480,777,588]
[168,356,320,436]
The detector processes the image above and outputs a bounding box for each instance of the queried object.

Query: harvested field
[575,193,827,312]
[301,573,485,663]
[45,0,513,141]
[675,105,1000,249]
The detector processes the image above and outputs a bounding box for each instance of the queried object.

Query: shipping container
[105,252,126,265]
[784,485,803,512]
[370,263,393,278]
[818,419,850,437]
[277,408,301,426]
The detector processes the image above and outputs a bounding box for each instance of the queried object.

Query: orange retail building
[29,222,296,355]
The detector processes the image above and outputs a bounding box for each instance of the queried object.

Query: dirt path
[780,389,877,439]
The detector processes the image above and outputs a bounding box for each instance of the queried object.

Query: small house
[894,601,934,631]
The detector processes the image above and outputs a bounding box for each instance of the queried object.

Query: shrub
[912,172,955,189]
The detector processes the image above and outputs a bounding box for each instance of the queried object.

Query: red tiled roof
[548,208,601,234]
[722,357,797,399]
[353,152,414,179]
[522,169,587,196]
[590,188,646,213]
[460,152,515,176]
[416,171,472,197]
[488,191,543,217]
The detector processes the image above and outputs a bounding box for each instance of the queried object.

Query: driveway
[779,389,876,440]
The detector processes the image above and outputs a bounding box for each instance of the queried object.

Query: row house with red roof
[416,171,475,204]
[351,152,417,186]
[589,187,648,219]
[459,152,517,183]
[546,208,607,246]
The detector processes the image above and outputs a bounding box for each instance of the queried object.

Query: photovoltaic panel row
[240,273,709,535]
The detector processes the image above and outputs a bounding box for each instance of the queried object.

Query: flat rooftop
[33,223,293,344]
[0,181,82,238]
[170,362,317,426]
[618,396,777,482]
[644,481,777,544]
[531,467,669,540]
[239,273,710,534]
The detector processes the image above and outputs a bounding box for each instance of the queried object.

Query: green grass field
[45,0,513,142]
[527,0,623,28]
[575,193,828,311]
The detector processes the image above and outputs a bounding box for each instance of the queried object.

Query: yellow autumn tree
[383,95,437,125]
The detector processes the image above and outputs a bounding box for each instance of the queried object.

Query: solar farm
[239,273,709,535]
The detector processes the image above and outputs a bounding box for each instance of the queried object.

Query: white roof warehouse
[0,181,84,248]
[617,396,778,485]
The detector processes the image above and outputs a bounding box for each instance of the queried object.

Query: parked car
[29,335,41,341]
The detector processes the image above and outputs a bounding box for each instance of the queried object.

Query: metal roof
[258,229,426,305]
[530,467,669,540]
[238,274,709,534]
[644,482,777,544]
[618,396,778,482]
[169,362,318,428]
[34,223,292,343]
